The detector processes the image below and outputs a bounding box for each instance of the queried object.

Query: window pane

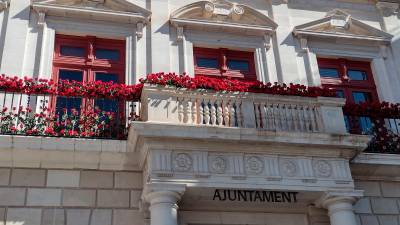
[96,73,119,83]
[95,73,119,112]
[59,70,83,82]
[352,92,371,104]
[336,90,345,98]
[348,70,367,81]
[56,70,83,117]
[319,68,339,78]
[95,49,120,61]
[60,46,85,57]
[197,58,219,69]
[228,60,249,71]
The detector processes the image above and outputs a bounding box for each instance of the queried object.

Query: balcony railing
[0,91,138,139]
[140,84,348,134]
[346,114,400,153]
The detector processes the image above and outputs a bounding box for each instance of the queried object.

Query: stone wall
[354,180,400,225]
[0,168,144,225]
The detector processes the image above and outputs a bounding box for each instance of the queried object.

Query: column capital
[315,190,363,209]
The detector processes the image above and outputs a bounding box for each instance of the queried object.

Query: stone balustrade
[140,84,347,134]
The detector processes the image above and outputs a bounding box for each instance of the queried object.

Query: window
[318,58,378,134]
[53,35,125,115]
[193,47,256,80]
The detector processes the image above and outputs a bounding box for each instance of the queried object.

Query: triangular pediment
[293,9,392,44]
[32,0,151,23]
[170,0,277,35]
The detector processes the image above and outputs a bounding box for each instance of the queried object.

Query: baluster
[298,105,305,131]
[266,104,274,130]
[216,100,223,126]
[230,101,236,127]
[310,106,317,132]
[281,104,288,131]
[314,107,322,132]
[303,105,311,132]
[199,100,204,125]
[254,102,261,128]
[261,103,268,129]
[223,101,230,126]
[211,100,217,125]
[292,105,299,132]
[236,102,243,127]
[272,103,279,131]
[204,100,210,125]
[183,99,190,124]
[178,98,184,123]
[285,104,292,131]
[191,98,197,124]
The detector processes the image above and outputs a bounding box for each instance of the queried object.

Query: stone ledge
[353,153,400,166]
[0,135,138,170]
[129,122,370,159]
[351,153,400,181]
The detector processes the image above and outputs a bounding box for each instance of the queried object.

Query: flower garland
[0,75,143,101]
[343,101,400,119]
[140,73,337,97]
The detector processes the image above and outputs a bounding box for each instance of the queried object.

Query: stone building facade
[0,0,399,225]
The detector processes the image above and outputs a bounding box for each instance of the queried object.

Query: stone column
[324,196,358,225]
[316,191,362,225]
[144,184,185,225]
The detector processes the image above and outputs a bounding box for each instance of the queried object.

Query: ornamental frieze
[149,150,353,187]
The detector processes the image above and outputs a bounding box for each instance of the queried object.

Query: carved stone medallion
[280,159,298,177]
[209,155,227,174]
[313,160,332,178]
[173,153,193,172]
[245,156,264,175]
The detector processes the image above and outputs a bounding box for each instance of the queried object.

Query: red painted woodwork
[193,47,256,80]
[317,58,378,104]
[52,35,126,112]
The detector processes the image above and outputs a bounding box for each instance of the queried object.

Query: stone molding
[293,9,393,45]
[170,0,277,36]
[145,149,355,191]
[31,0,150,34]
[315,190,363,209]
[0,0,9,11]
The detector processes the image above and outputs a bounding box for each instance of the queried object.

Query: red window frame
[193,47,256,80]
[317,58,378,104]
[52,34,126,111]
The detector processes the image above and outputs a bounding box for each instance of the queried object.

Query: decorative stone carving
[376,1,399,17]
[280,159,298,177]
[209,155,228,174]
[173,153,193,172]
[245,156,264,175]
[0,0,9,11]
[313,160,332,178]
[170,0,277,36]
[293,8,393,45]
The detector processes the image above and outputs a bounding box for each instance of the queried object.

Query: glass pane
[197,58,219,69]
[95,73,119,112]
[59,70,83,82]
[56,70,83,117]
[319,68,339,78]
[228,60,249,71]
[352,92,371,104]
[359,117,373,134]
[348,70,367,81]
[96,73,118,83]
[60,46,85,57]
[336,90,345,98]
[95,49,120,61]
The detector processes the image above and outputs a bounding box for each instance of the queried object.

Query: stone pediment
[293,9,392,44]
[170,0,277,36]
[31,0,151,24]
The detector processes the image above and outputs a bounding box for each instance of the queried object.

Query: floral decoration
[140,73,337,97]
